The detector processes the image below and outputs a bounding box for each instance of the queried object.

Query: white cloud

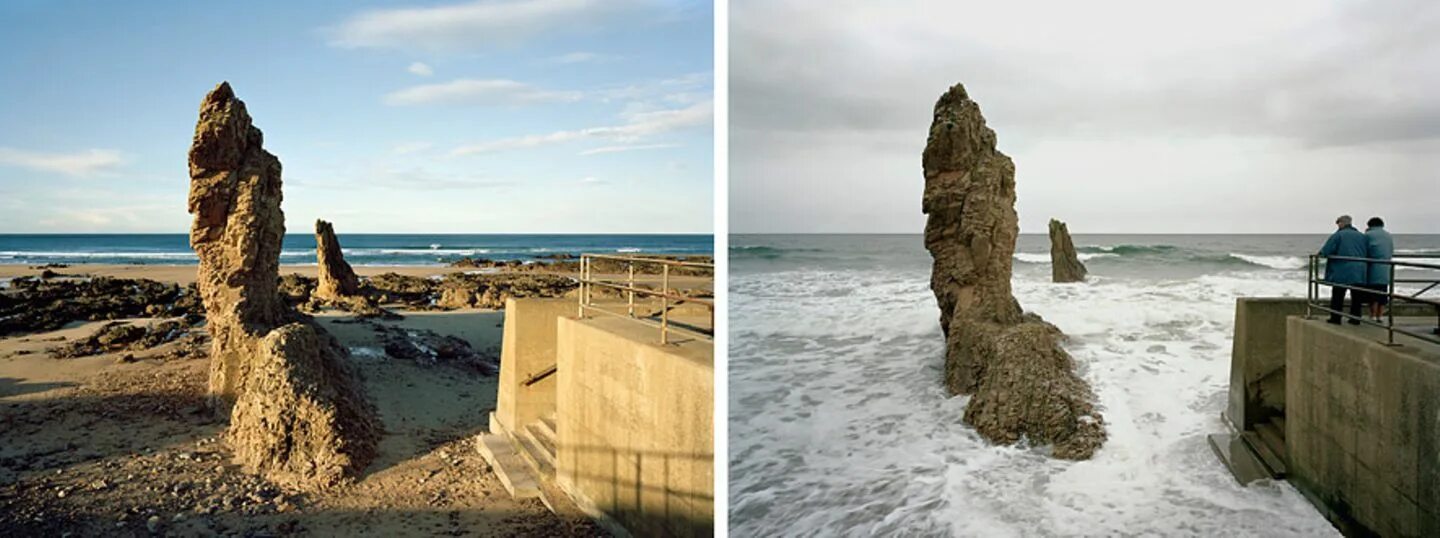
[579,143,679,155]
[383,79,582,106]
[451,100,711,155]
[579,176,605,184]
[328,0,652,52]
[0,147,125,177]
[407,62,434,76]
[550,51,617,64]
[296,166,515,191]
[596,72,711,103]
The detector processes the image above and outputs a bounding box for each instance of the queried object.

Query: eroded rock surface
[1049,218,1087,283]
[314,219,361,302]
[227,323,378,490]
[922,83,1106,459]
[187,81,379,488]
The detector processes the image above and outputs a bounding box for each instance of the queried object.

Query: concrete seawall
[1216,297,1440,536]
[494,298,571,435]
[555,316,714,537]
[1227,298,1309,432]
[1286,317,1440,536]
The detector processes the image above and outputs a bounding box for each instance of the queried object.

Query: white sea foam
[1229,253,1307,270]
[356,248,490,256]
[347,347,387,361]
[1015,252,1118,264]
[616,247,643,253]
[729,265,1334,536]
[0,251,199,259]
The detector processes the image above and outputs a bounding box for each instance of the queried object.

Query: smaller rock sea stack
[1049,218,1087,283]
[314,219,362,302]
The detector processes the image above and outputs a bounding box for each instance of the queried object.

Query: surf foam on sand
[729,250,1338,536]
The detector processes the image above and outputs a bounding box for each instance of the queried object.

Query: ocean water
[0,234,712,266]
[728,234,1440,536]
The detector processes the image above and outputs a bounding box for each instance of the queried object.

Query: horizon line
[0,231,716,236]
[729,231,1440,235]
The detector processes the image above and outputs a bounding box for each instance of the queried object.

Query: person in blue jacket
[1363,217,1395,321]
[1319,214,1369,324]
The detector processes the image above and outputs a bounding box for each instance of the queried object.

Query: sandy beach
[0,264,619,536]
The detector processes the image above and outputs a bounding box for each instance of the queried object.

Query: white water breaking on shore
[729,258,1340,536]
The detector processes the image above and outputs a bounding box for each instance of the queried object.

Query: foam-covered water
[729,234,1440,536]
[0,234,711,266]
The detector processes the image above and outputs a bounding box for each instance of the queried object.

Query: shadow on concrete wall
[559,443,714,537]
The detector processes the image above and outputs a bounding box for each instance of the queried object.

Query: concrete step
[476,433,540,499]
[1208,433,1276,485]
[540,413,557,434]
[1271,416,1286,436]
[1243,429,1287,478]
[514,427,555,478]
[1257,420,1285,448]
[528,420,558,457]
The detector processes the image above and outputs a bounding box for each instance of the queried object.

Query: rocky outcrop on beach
[187,81,378,488]
[0,277,202,336]
[1049,219,1087,283]
[363,272,576,310]
[50,320,193,359]
[313,220,361,302]
[922,83,1106,460]
[370,324,499,375]
[434,273,576,309]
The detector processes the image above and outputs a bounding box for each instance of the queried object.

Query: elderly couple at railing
[1317,215,1394,325]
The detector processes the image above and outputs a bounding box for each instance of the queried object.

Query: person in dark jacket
[1319,215,1368,324]
[1363,217,1395,321]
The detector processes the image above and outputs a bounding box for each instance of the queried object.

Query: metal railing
[1307,253,1440,346]
[577,254,714,344]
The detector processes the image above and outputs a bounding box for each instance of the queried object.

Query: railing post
[578,255,587,318]
[627,262,635,318]
[661,264,669,345]
[1307,255,1314,318]
[1388,262,1396,346]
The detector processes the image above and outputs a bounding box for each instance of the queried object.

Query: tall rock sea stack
[188,82,379,489]
[1048,218,1087,283]
[922,83,1106,459]
[314,219,361,302]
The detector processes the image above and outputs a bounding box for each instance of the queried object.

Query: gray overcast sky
[730,0,1440,234]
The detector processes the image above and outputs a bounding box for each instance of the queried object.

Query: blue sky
[0,0,713,233]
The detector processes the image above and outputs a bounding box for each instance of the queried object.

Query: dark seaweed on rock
[0,277,204,336]
[371,324,499,376]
